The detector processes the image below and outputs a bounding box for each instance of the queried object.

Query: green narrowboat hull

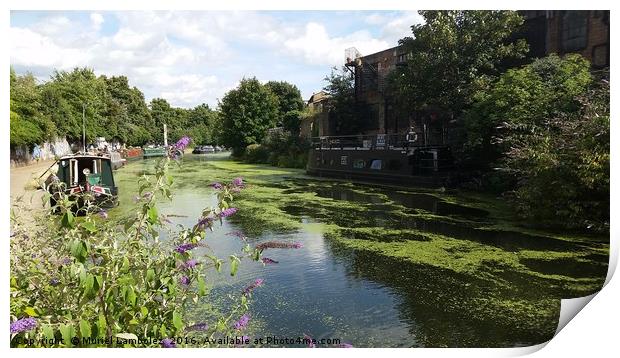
[143,147,167,158]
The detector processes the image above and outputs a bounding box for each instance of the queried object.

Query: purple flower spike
[183,259,198,270]
[174,136,191,151]
[211,182,223,190]
[98,210,108,219]
[242,278,264,295]
[49,278,60,286]
[261,257,279,265]
[10,318,37,334]
[179,276,190,286]
[219,208,238,218]
[232,177,244,187]
[161,338,176,348]
[175,243,198,254]
[233,314,250,330]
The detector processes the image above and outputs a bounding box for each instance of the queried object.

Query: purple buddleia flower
[179,276,190,286]
[186,323,209,332]
[49,278,60,286]
[219,208,238,218]
[61,257,72,265]
[10,318,37,334]
[98,210,108,219]
[195,216,213,230]
[142,191,153,200]
[233,314,250,330]
[255,241,304,251]
[338,343,353,348]
[211,182,223,190]
[261,257,279,264]
[161,338,176,348]
[174,136,191,151]
[242,278,264,295]
[232,177,244,187]
[182,259,198,270]
[175,243,198,254]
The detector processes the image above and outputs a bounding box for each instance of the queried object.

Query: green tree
[10,68,55,146]
[103,75,153,146]
[264,81,304,126]
[219,77,279,154]
[40,68,109,143]
[485,55,606,230]
[387,10,528,121]
[464,54,593,167]
[322,66,370,135]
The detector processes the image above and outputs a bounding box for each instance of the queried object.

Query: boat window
[340,155,348,165]
[353,159,365,169]
[69,159,78,185]
[370,159,382,170]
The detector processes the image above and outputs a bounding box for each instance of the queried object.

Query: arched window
[562,11,588,52]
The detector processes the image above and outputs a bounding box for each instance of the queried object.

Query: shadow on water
[324,238,559,347]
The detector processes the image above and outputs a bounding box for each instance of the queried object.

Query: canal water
[111,154,609,348]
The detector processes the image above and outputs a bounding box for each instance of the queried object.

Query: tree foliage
[322,66,372,135]
[464,54,593,167]
[10,67,215,148]
[489,56,608,230]
[218,77,279,154]
[387,10,528,117]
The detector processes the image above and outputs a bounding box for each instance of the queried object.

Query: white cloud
[10,11,423,108]
[90,13,104,31]
[283,22,390,66]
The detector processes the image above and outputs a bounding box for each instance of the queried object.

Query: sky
[10,10,423,108]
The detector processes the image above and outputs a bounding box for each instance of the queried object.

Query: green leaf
[81,221,97,233]
[197,275,206,296]
[172,311,184,331]
[60,324,75,346]
[140,306,148,318]
[79,320,92,339]
[115,333,139,341]
[23,306,38,317]
[42,325,55,340]
[98,314,107,337]
[147,206,159,224]
[229,255,240,276]
[146,269,155,282]
[61,211,75,228]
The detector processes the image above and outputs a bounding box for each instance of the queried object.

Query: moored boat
[45,153,119,212]
[143,146,167,158]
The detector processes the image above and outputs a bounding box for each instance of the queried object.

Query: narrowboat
[46,154,119,211]
[306,134,454,187]
[143,146,167,158]
[192,145,215,154]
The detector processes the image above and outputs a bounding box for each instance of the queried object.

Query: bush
[9,147,304,347]
[244,144,269,163]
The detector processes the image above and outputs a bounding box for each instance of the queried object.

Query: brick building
[314,10,610,139]
[519,10,610,67]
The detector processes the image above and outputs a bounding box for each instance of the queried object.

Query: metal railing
[310,134,447,151]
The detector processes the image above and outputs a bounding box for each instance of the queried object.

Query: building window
[562,11,588,52]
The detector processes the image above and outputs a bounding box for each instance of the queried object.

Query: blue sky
[10,11,423,108]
